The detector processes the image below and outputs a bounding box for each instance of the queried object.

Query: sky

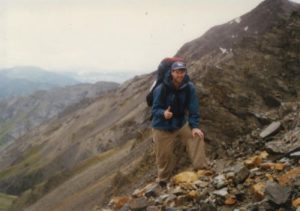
[0,0,299,74]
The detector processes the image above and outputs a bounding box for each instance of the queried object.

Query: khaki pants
[152,123,209,181]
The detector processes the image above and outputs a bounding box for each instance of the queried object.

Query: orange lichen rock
[278,166,300,185]
[225,195,237,205]
[292,198,300,208]
[252,182,266,200]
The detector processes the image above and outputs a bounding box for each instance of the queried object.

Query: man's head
[171,61,187,86]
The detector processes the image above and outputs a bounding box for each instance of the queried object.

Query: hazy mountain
[62,71,140,83]
[0,66,80,99]
[0,81,119,148]
[0,0,299,210]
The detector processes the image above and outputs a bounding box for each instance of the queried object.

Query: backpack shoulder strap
[159,83,167,106]
[185,82,193,106]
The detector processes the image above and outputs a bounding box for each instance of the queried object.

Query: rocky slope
[107,108,300,210]
[0,0,299,210]
[0,81,119,148]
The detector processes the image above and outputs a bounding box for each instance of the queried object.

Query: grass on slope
[0,145,43,181]
[0,192,17,210]
[11,148,119,210]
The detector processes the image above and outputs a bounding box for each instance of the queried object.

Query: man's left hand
[192,128,204,139]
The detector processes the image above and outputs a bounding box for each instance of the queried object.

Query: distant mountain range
[0,66,80,99]
[0,81,119,148]
[61,71,140,84]
[0,66,138,100]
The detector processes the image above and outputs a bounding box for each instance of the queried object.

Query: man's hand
[192,128,204,139]
[164,106,173,120]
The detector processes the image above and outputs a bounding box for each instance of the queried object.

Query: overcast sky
[1,0,299,74]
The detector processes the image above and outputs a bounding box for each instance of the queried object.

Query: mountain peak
[176,0,299,60]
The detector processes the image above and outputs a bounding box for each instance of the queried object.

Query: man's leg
[178,124,209,170]
[152,129,176,181]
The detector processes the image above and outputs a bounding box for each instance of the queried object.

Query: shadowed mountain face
[0,66,81,99]
[0,81,119,148]
[175,0,300,153]
[0,0,299,210]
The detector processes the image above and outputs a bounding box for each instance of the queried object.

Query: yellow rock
[265,173,274,181]
[187,190,199,199]
[279,166,300,185]
[197,169,213,177]
[251,182,266,200]
[172,171,198,184]
[244,155,262,168]
[225,195,237,205]
[260,162,285,171]
[274,163,285,171]
[109,196,131,209]
[292,198,300,208]
[259,151,269,159]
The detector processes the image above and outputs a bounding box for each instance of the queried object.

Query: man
[151,61,209,184]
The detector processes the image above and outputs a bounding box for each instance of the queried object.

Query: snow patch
[244,26,249,31]
[234,17,241,24]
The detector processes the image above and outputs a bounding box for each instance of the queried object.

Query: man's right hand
[164,106,173,120]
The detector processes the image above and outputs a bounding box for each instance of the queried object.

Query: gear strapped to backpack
[146,57,184,107]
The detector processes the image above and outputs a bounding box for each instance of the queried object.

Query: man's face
[171,69,186,85]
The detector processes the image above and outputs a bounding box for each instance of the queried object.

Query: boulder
[233,163,250,184]
[265,181,291,205]
[266,129,300,154]
[172,171,198,185]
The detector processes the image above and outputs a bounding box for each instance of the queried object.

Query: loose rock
[233,164,250,185]
[265,181,291,205]
[213,174,227,189]
[172,171,198,185]
[252,182,266,200]
[259,121,281,138]
[129,197,149,211]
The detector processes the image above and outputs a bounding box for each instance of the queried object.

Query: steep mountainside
[0,66,80,99]
[0,0,299,210]
[0,81,118,148]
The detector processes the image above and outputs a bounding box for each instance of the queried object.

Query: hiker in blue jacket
[151,61,209,184]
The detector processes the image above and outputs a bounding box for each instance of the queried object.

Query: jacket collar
[163,70,190,90]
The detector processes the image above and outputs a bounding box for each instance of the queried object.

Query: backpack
[146,57,184,107]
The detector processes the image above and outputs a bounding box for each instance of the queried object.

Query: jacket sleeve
[187,83,200,128]
[152,85,165,118]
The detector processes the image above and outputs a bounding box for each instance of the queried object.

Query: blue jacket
[151,71,200,131]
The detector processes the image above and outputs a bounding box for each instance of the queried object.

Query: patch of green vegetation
[0,111,31,146]
[0,192,17,210]
[0,146,41,180]
[11,148,118,209]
